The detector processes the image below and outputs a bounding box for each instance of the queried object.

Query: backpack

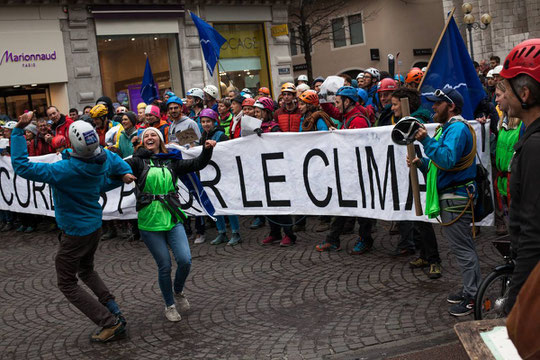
[472,157,494,222]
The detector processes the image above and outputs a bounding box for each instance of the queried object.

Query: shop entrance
[0,85,49,121]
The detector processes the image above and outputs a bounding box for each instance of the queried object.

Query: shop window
[0,86,48,120]
[97,34,180,111]
[214,23,272,97]
[289,26,312,56]
[332,13,365,48]
[290,26,298,56]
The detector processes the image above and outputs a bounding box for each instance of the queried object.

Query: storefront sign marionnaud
[0,31,68,87]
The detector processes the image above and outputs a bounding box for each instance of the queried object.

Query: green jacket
[117,129,137,158]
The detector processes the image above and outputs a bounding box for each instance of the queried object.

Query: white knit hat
[141,127,164,144]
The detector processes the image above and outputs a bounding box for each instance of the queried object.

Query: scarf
[425,127,443,219]
[301,110,334,132]
[154,149,216,218]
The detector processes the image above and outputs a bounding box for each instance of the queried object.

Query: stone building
[443,0,540,63]
[0,1,293,119]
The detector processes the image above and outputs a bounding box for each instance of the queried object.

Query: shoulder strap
[433,120,477,172]
[345,113,369,129]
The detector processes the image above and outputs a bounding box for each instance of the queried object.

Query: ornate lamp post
[462,2,492,61]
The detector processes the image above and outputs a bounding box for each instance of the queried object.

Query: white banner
[0,121,494,224]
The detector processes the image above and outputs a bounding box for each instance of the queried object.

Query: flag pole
[418,7,456,89]
[194,7,209,87]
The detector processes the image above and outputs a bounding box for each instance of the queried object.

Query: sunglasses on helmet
[434,89,454,104]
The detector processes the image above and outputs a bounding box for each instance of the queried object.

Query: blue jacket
[11,127,132,236]
[419,116,476,196]
[298,115,329,132]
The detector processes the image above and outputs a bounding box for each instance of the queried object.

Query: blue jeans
[216,215,239,233]
[140,223,192,306]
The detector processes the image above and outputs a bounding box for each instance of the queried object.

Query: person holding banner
[125,126,216,322]
[11,113,135,342]
[230,94,245,140]
[167,96,201,144]
[408,88,480,316]
[496,39,540,315]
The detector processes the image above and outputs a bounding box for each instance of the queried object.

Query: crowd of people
[0,39,539,351]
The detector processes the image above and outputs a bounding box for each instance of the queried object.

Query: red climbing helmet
[500,39,540,83]
[377,78,398,93]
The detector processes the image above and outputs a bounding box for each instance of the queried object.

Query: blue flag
[189,11,227,76]
[420,16,486,120]
[140,57,158,104]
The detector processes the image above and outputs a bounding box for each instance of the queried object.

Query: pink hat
[145,105,160,118]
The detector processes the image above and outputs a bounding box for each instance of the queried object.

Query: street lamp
[462,2,492,61]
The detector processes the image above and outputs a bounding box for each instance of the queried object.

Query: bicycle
[474,238,514,320]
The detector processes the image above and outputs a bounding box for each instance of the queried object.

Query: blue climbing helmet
[166,96,183,107]
[357,88,368,104]
[394,74,405,84]
[336,86,359,103]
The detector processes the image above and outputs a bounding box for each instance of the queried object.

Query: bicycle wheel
[474,269,513,320]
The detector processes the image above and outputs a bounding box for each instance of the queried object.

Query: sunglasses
[434,89,454,104]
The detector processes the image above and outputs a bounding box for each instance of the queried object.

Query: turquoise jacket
[11,127,132,236]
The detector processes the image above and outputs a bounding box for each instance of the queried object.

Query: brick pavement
[0,217,501,359]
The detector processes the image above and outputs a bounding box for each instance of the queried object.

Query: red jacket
[273,105,302,132]
[28,135,53,156]
[51,115,73,147]
[320,103,370,129]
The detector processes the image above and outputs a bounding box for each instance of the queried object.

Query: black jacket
[125,146,213,188]
[506,116,540,314]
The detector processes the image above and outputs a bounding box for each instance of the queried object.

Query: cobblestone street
[0,218,500,359]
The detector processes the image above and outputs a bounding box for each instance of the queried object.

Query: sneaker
[315,222,330,232]
[315,242,341,252]
[250,218,265,229]
[449,298,474,317]
[164,305,182,322]
[16,225,25,232]
[174,292,191,312]
[90,317,126,343]
[211,233,228,245]
[428,263,442,279]
[350,238,373,255]
[392,248,415,257]
[447,291,465,304]
[24,226,35,233]
[227,233,241,246]
[292,224,305,232]
[262,235,280,245]
[194,234,206,244]
[280,235,294,247]
[409,258,429,269]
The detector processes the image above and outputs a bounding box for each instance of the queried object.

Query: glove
[255,128,263,137]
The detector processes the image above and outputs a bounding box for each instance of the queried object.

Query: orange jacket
[273,105,302,132]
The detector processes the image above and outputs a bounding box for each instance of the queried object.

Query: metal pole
[467,25,475,61]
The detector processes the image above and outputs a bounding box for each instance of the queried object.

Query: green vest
[495,124,521,197]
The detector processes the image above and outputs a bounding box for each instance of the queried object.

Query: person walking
[11,113,134,342]
[125,126,216,321]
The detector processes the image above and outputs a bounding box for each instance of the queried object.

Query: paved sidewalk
[0,218,501,359]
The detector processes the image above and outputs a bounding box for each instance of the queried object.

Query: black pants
[415,221,440,264]
[326,217,372,247]
[268,215,296,241]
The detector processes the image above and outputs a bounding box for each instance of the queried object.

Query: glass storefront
[215,23,271,97]
[97,34,180,110]
[0,85,49,120]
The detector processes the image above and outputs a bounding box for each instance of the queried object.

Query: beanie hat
[232,94,246,105]
[145,105,160,118]
[123,111,138,127]
[24,123,38,136]
[141,127,164,144]
[137,102,148,111]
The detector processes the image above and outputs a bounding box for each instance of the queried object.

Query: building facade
[0,1,293,119]
[443,0,540,63]
[290,0,445,81]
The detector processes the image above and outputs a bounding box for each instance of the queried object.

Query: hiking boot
[315,221,330,232]
[262,235,280,245]
[164,305,182,322]
[428,263,442,279]
[447,291,465,304]
[292,224,305,232]
[409,258,429,269]
[350,238,373,255]
[496,224,508,236]
[449,298,474,317]
[211,233,228,245]
[174,292,191,312]
[16,225,25,232]
[315,242,341,252]
[392,248,415,257]
[194,234,206,244]
[90,317,126,343]
[250,218,265,229]
[227,233,241,246]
